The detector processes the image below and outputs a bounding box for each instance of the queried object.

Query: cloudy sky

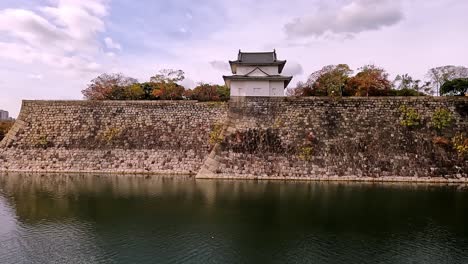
[1,0,467,116]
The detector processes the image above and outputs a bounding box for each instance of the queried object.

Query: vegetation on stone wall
[432,108,454,130]
[100,127,122,143]
[209,123,224,146]
[298,146,313,161]
[34,135,52,149]
[452,133,468,157]
[399,106,421,127]
[0,121,14,141]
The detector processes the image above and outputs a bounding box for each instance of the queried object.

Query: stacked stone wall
[0,100,228,173]
[197,97,468,179]
[1,97,467,180]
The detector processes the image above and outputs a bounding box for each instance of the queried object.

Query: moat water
[0,174,467,264]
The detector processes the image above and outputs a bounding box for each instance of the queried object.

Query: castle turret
[223,50,292,97]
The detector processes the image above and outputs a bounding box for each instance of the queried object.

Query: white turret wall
[230,81,284,97]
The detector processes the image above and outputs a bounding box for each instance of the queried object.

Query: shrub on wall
[399,106,421,127]
[209,123,224,146]
[452,133,468,157]
[100,127,122,143]
[298,146,313,161]
[431,108,454,130]
[34,135,52,149]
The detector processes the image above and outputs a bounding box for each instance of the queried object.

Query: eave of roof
[223,75,293,88]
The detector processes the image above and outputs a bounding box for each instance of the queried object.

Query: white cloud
[104,37,122,50]
[0,0,108,73]
[181,77,196,89]
[28,74,43,80]
[282,61,303,76]
[284,0,404,38]
[209,60,230,72]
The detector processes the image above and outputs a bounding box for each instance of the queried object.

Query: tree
[302,64,353,96]
[216,85,230,101]
[122,83,145,100]
[426,66,468,95]
[345,64,392,96]
[150,69,185,83]
[147,69,186,100]
[152,82,185,100]
[187,83,230,101]
[313,64,353,96]
[440,78,468,96]
[287,81,315,96]
[393,74,431,95]
[82,73,137,100]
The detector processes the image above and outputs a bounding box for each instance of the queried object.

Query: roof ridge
[244,67,271,77]
[240,51,275,54]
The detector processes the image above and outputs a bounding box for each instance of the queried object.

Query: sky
[0,0,467,116]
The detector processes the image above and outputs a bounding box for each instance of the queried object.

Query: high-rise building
[0,110,9,120]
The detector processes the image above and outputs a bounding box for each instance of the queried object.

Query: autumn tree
[286,81,315,96]
[82,73,137,100]
[312,64,353,96]
[291,65,352,96]
[440,78,468,96]
[426,66,468,95]
[345,64,392,96]
[187,83,230,101]
[148,69,186,100]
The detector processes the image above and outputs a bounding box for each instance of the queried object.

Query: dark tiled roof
[238,51,276,63]
[231,50,286,63]
[229,50,287,73]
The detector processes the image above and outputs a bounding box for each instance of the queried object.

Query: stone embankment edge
[0,170,466,184]
[196,175,468,183]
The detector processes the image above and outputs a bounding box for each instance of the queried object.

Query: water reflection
[0,173,467,264]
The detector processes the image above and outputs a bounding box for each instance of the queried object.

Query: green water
[0,174,467,264]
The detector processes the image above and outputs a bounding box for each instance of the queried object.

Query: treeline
[82,65,468,101]
[287,64,468,97]
[0,121,14,141]
[82,69,230,101]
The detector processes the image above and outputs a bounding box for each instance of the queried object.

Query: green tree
[426,66,468,95]
[313,64,353,96]
[298,64,353,96]
[440,78,468,96]
[123,84,145,100]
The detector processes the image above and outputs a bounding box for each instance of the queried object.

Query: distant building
[223,50,292,97]
[0,110,9,120]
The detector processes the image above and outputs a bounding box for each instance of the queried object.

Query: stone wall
[197,97,468,180]
[1,97,467,180]
[0,100,228,173]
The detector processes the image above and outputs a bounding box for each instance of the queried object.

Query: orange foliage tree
[81,73,138,100]
[345,64,392,96]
